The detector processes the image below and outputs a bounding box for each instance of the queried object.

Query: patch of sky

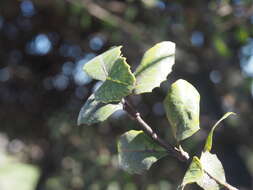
[26,34,52,55]
[52,74,69,91]
[156,1,166,10]
[72,54,96,85]
[89,36,105,51]
[59,44,83,59]
[20,0,35,17]
[191,31,204,47]
[240,39,253,77]
[62,62,74,76]
[0,67,11,82]
[209,70,222,84]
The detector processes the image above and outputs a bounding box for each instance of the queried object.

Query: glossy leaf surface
[77,94,123,126]
[117,130,167,174]
[164,79,200,141]
[134,41,175,94]
[84,46,122,81]
[94,57,135,102]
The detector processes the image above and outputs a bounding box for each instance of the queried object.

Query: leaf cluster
[77,42,237,190]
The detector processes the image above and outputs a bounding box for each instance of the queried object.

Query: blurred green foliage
[0,0,253,189]
[0,153,40,190]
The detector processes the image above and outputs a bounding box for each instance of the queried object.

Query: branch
[123,99,238,190]
[66,0,145,39]
[122,99,189,162]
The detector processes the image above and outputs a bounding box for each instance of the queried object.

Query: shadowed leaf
[77,94,123,126]
[179,156,203,190]
[117,130,167,174]
[164,79,200,141]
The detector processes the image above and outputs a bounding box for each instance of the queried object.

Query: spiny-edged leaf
[133,41,175,94]
[180,156,203,189]
[77,94,123,126]
[117,130,167,174]
[164,79,200,141]
[84,46,122,81]
[95,57,135,103]
[204,112,236,152]
[197,151,226,190]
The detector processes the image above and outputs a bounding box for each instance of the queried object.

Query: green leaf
[133,41,175,94]
[117,130,167,174]
[163,79,200,141]
[95,57,135,103]
[197,152,226,190]
[77,94,123,126]
[84,46,122,81]
[180,153,227,190]
[180,156,203,189]
[204,112,236,152]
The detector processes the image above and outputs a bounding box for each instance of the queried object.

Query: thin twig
[122,99,189,162]
[66,0,145,39]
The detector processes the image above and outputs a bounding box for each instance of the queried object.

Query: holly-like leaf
[77,94,123,126]
[164,79,200,141]
[94,57,136,102]
[117,130,167,174]
[179,156,203,190]
[84,46,122,81]
[197,152,226,190]
[133,41,175,94]
[204,112,236,152]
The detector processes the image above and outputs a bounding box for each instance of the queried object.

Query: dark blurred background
[0,0,253,189]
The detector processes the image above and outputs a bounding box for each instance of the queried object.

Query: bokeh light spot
[73,58,92,86]
[53,74,69,90]
[89,36,105,51]
[62,62,74,76]
[156,1,166,10]
[34,34,52,54]
[27,34,52,55]
[209,70,222,84]
[240,39,253,77]
[0,67,11,82]
[20,0,35,17]
[191,31,204,47]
